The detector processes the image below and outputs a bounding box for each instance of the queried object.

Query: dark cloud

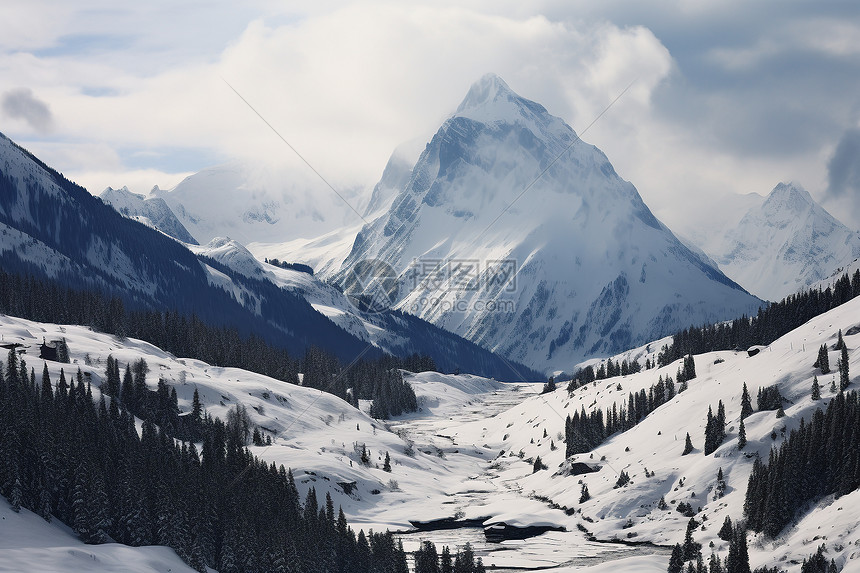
[1,88,54,133]
[827,128,860,200]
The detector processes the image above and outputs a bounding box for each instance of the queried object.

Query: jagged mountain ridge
[0,131,376,361]
[703,182,860,301]
[336,73,762,372]
[0,131,538,379]
[192,237,542,379]
[99,185,198,244]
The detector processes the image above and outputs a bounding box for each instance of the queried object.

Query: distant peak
[455,73,516,113]
[764,182,813,211]
[101,185,140,199]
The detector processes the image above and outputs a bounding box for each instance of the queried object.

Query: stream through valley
[385,383,671,571]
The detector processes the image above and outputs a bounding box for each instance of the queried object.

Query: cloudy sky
[3,1,860,234]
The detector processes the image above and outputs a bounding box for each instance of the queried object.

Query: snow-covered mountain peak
[336,77,760,372]
[760,181,814,217]
[450,74,569,142]
[101,185,140,199]
[455,73,515,112]
[707,181,860,300]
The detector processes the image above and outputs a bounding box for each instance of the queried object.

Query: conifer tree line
[306,350,422,419]
[658,270,860,366]
[565,373,678,457]
[745,389,860,540]
[569,356,644,386]
[0,348,410,572]
[0,269,428,420]
[413,540,487,573]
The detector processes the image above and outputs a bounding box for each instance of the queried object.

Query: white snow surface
[699,182,860,301]
[0,498,200,573]
[4,293,860,570]
[336,73,761,373]
[189,237,415,351]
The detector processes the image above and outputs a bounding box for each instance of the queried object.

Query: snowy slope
[448,294,860,571]
[336,74,761,373]
[247,221,364,279]
[4,290,860,570]
[151,162,368,246]
[99,186,198,244]
[0,314,527,535]
[705,182,860,301]
[0,498,200,573]
[191,237,542,380]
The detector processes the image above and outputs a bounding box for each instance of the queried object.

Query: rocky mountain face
[335,74,762,372]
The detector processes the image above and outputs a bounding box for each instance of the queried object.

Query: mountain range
[0,131,537,380]
[84,74,860,372]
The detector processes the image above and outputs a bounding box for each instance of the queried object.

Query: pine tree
[668,543,684,573]
[839,344,849,391]
[683,432,694,455]
[683,517,702,561]
[717,516,733,541]
[121,365,134,409]
[440,546,454,573]
[383,451,392,472]
[818,344,830,374]
[715,467,726,498]
[415,540,440,573]
[709,553,723,573]
[56,338,70,363]
[811,375,821,400]
[579,483,590,503]
[9,476,22,513]
[740,383,753,420]
[725,525,750,573]
[835,329,845,350]
[737,419,746,450]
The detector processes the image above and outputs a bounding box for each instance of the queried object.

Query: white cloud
[2,1,860,231]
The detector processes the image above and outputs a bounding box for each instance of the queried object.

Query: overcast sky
[3,1,860,234]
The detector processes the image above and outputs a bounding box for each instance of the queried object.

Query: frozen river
[386,382,671,571]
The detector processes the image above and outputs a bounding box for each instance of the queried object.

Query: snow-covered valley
[2,281,859,571]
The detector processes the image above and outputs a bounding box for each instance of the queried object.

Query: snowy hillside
[0,498,198,573]
[99,186,198,244]
[704,182,860,301]
[336,74,761,373]
[2,283,859,570]
[451,293,860,571]
[191,237,542,380]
